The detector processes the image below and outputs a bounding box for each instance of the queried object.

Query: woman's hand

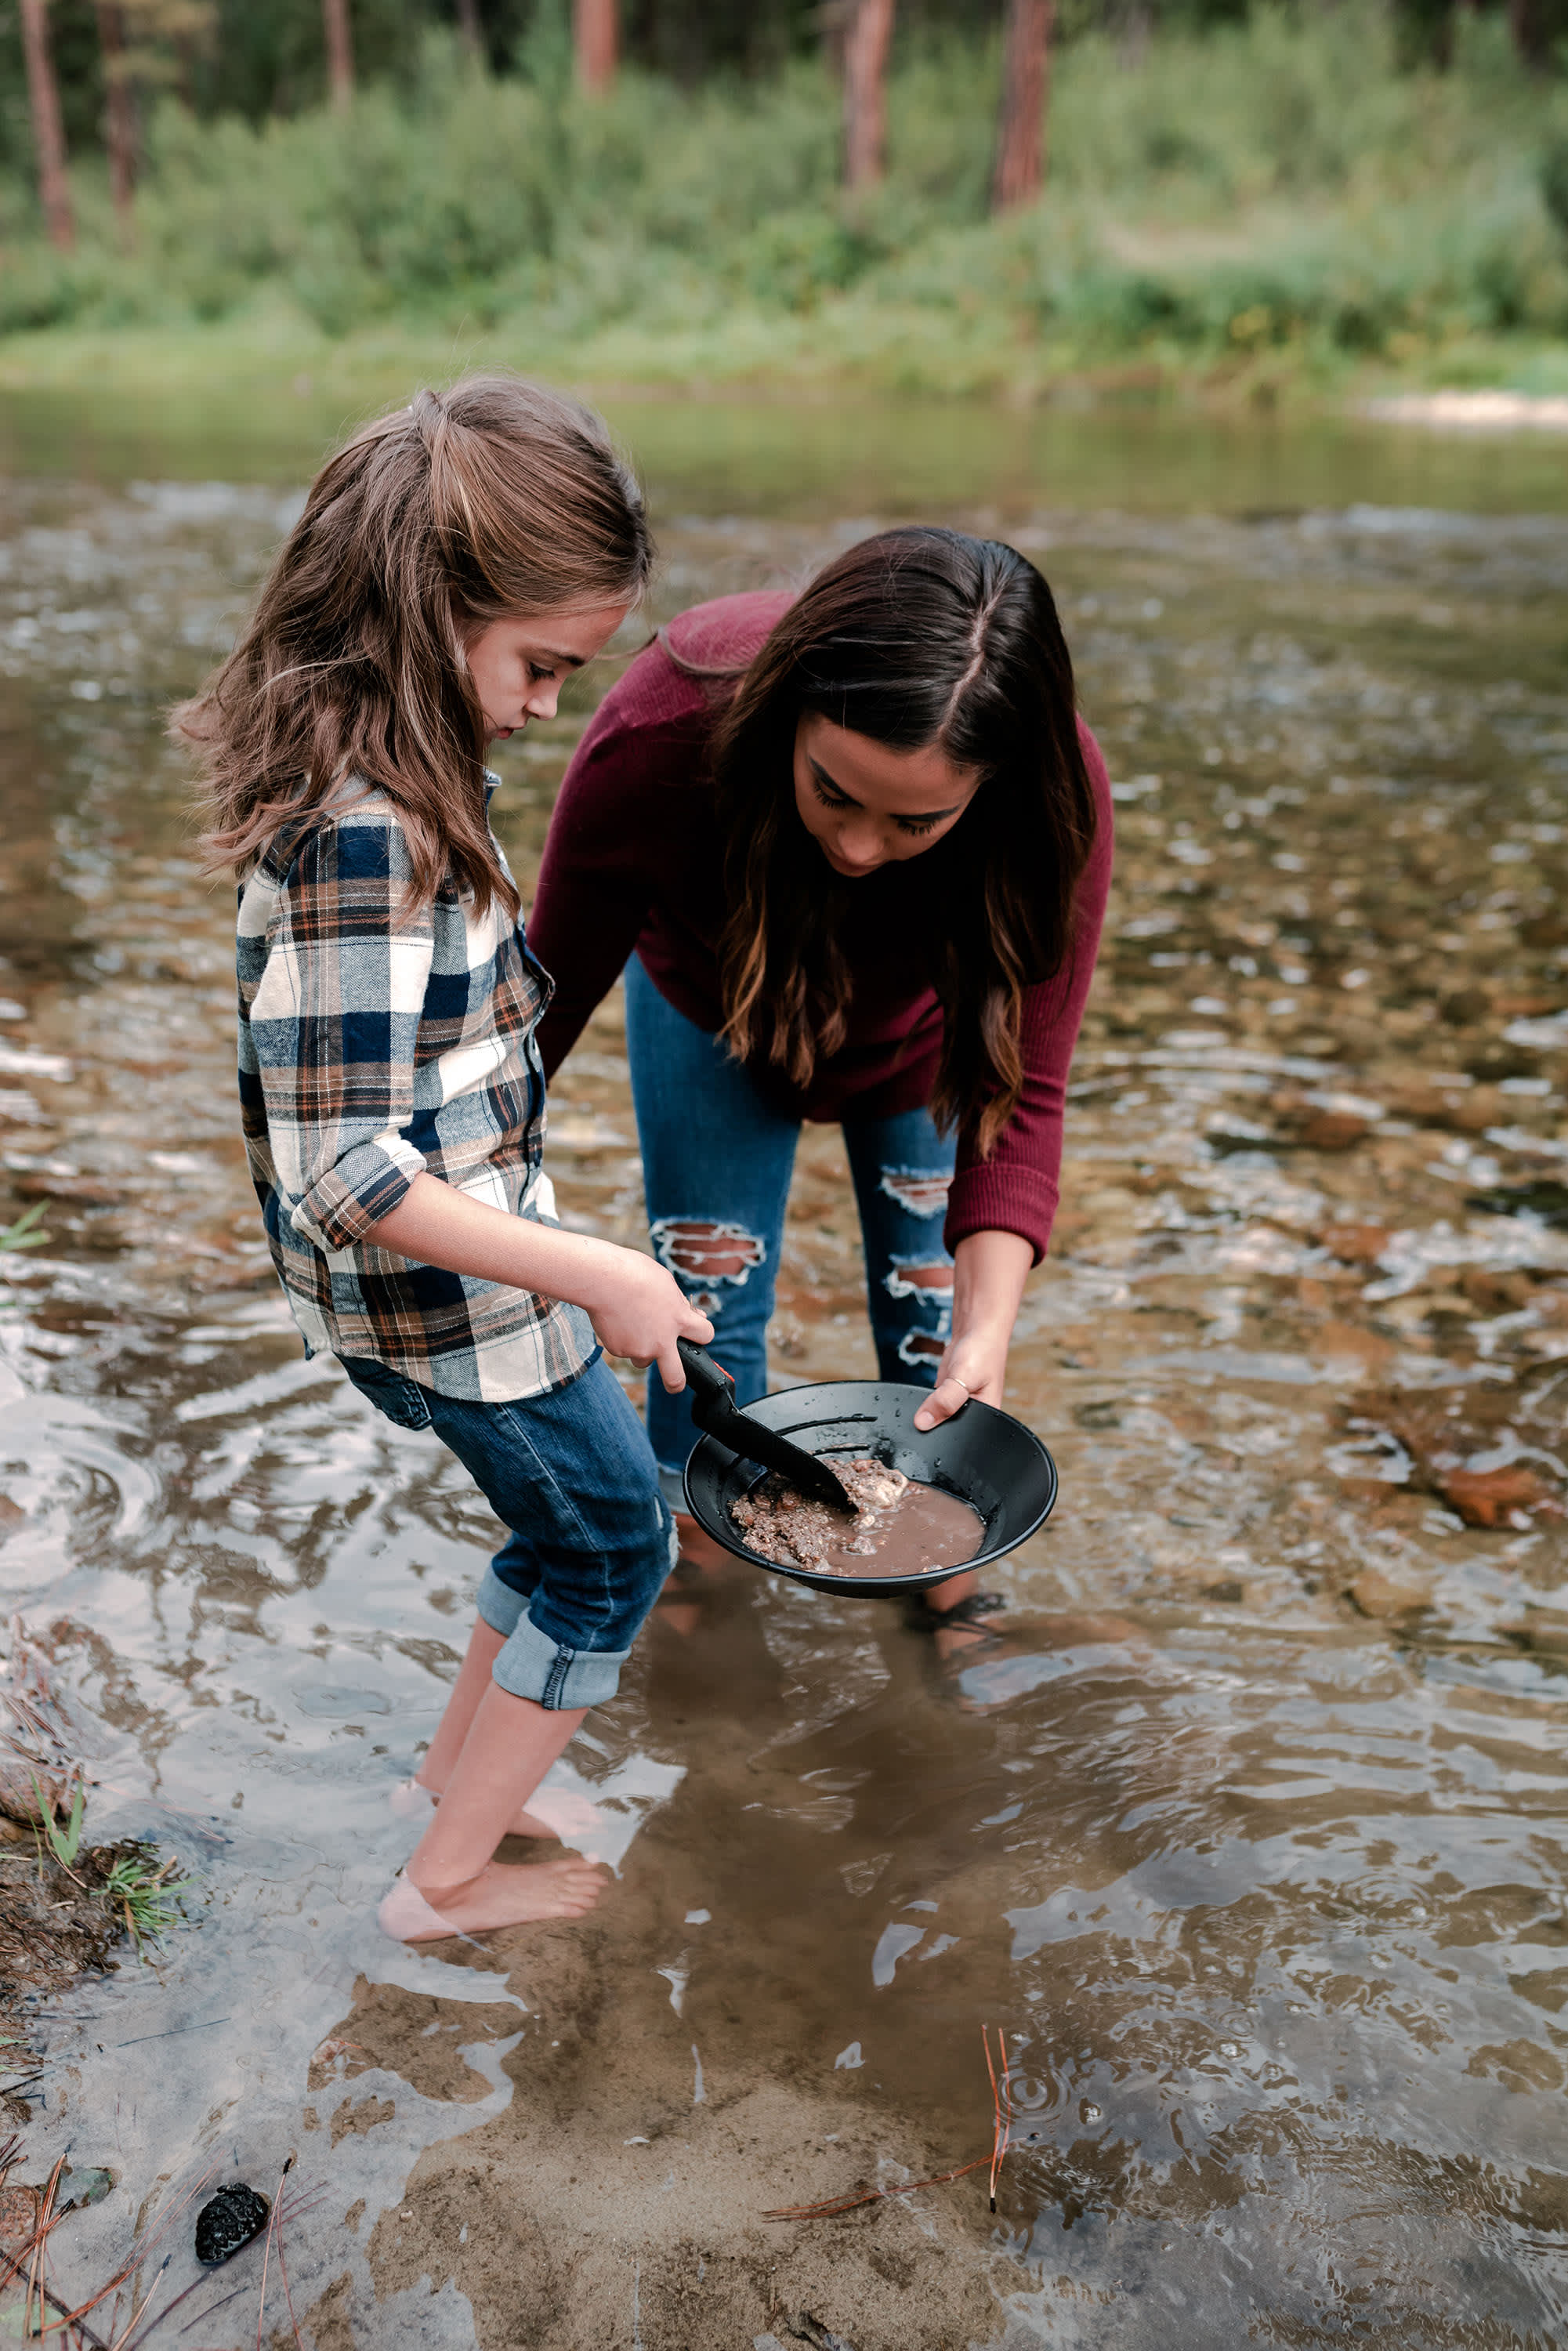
[912,1228,1034,1431]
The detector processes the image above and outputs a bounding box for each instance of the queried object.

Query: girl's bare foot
[393,1777,603,1844]
[382,1856,607,1942]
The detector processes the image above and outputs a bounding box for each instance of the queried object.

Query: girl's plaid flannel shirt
[236,785,596,1401]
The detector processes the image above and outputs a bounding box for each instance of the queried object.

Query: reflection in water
[0,473,1564,2346]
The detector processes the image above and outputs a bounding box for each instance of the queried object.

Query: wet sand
[731,1462,985,1576]
[0,476,1564,2347]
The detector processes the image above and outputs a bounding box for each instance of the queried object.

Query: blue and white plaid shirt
[236,781,596,1401]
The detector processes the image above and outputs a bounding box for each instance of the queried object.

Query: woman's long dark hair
[710,527,1097,1157]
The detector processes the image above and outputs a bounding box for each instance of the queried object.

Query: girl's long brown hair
[710,527,1098,1157]
[178,373,653,918]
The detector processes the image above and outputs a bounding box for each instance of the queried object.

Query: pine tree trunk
[1506,0,1550,69]
[992,0,1053,213]
[573,0,617,93]
[96,3,137,241]
[18,0,74,252]
[843,0,894,190]
[323,0,355,110]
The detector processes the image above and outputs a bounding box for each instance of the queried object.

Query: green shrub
[0,7,1564,379]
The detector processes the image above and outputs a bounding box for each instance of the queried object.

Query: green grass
[31,1775,84,1866]
[27,1775,195,1954]
[0,10,1565,402]
[99,1849,196,1951]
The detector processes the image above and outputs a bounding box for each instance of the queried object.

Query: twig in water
[272,2184,306,2349]
[26,2153,68,2339]
[762,2023,1017,2222]
[176,2280,250,2335]
[0,2242,115,2350]
[252,2157,306,2351]
[763,2153,991,2220]
[106,2256,170,2351]
[981,2022,1011,2212]
[47,2162,216,2340]
[109,2018,230,2052]
[250,2157,304,2351]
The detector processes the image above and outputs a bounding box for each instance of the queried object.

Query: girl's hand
[581,1248,713,1394]
[911,1228,1033,1433]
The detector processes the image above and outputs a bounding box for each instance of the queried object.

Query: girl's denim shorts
[339,1349,676,1712]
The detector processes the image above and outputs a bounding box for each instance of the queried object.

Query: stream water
[0,406,1565,2349]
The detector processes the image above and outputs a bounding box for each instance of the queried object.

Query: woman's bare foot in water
[393,1855,608,1940]
[912,1571,1001,1661]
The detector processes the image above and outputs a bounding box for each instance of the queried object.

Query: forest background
[2,0,1567,411]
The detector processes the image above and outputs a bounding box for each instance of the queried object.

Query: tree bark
[18,0,74,252]
[1505,0,1558,70]
[842,0,894,190]
[992,0,1053,213]
[323,0,354,109]
[96,3,137,241]
[454,0,483,60]
[573,0,617,93]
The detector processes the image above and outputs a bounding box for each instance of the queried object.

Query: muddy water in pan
[0,475,1565,2349]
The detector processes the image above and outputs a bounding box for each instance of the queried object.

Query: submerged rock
[194,2182,270,2266]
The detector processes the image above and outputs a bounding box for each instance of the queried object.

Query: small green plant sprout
[31,1773,83,1869]
[0,1204,49,1255]
[100,1850,195,1952]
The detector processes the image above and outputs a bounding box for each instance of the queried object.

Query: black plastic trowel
[676,1338,856,1512]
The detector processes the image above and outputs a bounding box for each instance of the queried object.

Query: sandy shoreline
[1363,388,1568,433]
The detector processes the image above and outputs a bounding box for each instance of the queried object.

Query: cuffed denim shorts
[339,1349,676,1712]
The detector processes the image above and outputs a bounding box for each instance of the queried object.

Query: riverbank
[2,307,1566,419]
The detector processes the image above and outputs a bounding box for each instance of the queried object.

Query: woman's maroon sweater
[529,590,1114,1263]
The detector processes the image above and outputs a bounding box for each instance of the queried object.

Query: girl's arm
[367,1173,711,1393]
[247,810,709,1389]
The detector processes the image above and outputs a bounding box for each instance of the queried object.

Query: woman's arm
[912,1229,1032,1431]
[922,724,1117,1428]
[368,1173,711,1392]
[942,724,1116,1270]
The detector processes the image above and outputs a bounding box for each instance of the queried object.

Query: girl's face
[465,603,630,741]
[792,712,982,878]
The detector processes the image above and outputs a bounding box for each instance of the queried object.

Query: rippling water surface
[1,447,1566,2349]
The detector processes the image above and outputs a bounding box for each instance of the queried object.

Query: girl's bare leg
[400,1683,607,1933]
[415,1618,598,1840]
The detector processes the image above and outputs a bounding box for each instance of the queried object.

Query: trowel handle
[677,1337,742,1434]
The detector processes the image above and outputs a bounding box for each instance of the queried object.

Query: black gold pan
[679,1353,1059,1598]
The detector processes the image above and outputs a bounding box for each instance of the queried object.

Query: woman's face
[792,713,983,878]
[465,603,630,741]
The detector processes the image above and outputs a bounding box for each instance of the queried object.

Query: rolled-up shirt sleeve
[241,811,434,1253]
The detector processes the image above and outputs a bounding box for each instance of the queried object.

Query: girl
[179,376,712,1942]
[528,527,1114,1636]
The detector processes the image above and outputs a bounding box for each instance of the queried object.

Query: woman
[529,526,1114,1628]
